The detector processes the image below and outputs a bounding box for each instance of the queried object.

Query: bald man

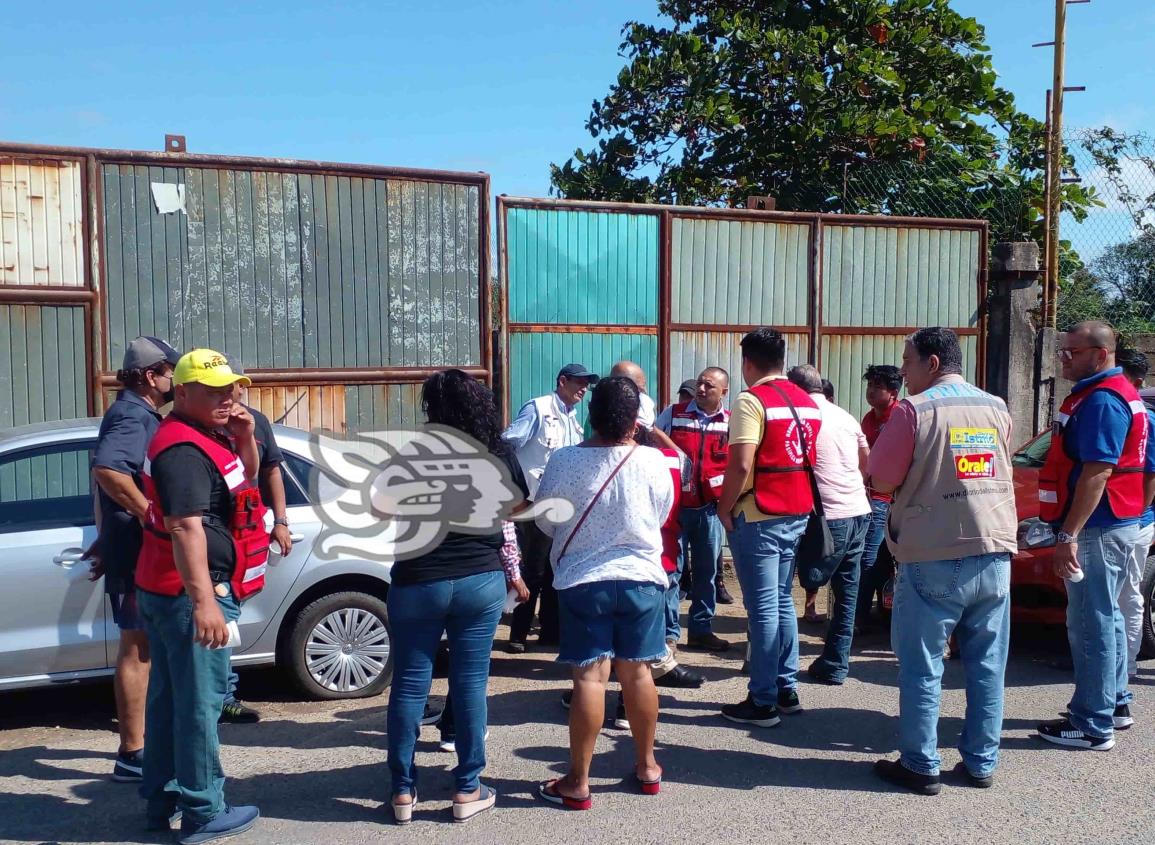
[1037,321,1149,750]
[610,361,657,429]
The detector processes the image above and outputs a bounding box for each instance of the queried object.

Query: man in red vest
[134,349,263,843]
[656,367,731,651]
[717,328,820,727]
[1037,321,1148,750]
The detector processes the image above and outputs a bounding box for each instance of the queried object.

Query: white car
[0,419,394,700]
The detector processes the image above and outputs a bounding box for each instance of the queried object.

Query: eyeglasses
[1056,346,1104,361]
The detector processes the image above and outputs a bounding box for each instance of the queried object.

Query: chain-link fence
[1059,129,1155,334]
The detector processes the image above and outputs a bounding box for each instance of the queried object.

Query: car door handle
[53,549,86,567]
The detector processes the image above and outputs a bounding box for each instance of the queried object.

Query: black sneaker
[1036,718,1115,750]
[805,664,844,686]
[112,748,144,783]
[1060,705,1134,731]
[560,690,572,710]
[1113,704,1134,730]
[505,640,527,654]
[218,700,261,724]
[951,761,993,789]
[721,695,781,728]
[420,700,444,726]
[874,759,941,796]
[613,696,629,730]
[777,688,803,714]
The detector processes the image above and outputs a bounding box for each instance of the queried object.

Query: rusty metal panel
[0,304,87,428]
[821,225,981,329]
[671,217,810,326]
[667,330,810,402]
[245,384,348,434]
[506,207,659,326]
[102,165,482,371]
[0,158,84,286]
[508,332,658,418]
[819,333,978,420]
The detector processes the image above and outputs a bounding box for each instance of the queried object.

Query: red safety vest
[659,447,683,574]
[136,416,269,601]
[747,380,821,517]
[668,402,730,508]
[1039,372,1148,523]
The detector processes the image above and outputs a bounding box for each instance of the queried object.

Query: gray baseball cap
[122,336,180,371]
[678,379,697,398]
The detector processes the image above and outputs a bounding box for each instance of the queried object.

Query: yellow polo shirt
[728,374,789,523]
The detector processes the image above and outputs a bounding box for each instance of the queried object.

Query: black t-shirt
[247,405,283,506]
[389,450,529,587]
[151,442,237,584]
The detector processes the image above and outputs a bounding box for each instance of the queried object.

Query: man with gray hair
[786,365,871,684]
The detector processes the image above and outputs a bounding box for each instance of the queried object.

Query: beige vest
[886,376,1018,563]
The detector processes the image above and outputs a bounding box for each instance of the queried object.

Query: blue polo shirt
[92,390,162,592]
[1063,367,1140,528]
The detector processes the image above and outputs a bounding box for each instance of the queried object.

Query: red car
[1011,429,1155,659]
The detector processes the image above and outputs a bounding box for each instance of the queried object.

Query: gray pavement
[1,589,1153,845]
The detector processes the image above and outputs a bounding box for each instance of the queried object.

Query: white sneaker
[439,729,490,753]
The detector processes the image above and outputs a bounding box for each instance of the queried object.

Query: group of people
[84,316,1149,838]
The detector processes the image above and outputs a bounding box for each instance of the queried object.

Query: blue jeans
[679,504,723,637]
[728,512,807,706]
[137,586,241,825]
[1067,523,1138,737]
[809,514,870,682]
[891,553,1010,778]
[386,569,505,797]
[856,498,891,623]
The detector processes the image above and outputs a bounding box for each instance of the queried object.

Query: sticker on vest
[222,459,246,490]
[955,452,996,480]
[708,475,725,488]
[949,427,998,450]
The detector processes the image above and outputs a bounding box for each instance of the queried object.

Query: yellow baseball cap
[173,348,252,388]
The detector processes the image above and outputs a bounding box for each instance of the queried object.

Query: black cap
[558,363,599,383]
[678,379,697,397]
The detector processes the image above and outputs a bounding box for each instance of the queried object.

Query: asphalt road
[1,588,1153,845]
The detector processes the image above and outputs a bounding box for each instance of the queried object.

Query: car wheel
[286,591,393,700]
[1140,555,1155,661]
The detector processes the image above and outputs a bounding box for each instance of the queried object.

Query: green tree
[550,0,1096,243]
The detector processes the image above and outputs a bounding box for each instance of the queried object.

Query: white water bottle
[503,588,519,613]
[1065,568,1084,584]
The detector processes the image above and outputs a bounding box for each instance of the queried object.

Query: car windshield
[1012,431,1052,468]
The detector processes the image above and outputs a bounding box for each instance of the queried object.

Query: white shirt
[811,394,871,520]
[535,444,673,591]
[638,392,657,429]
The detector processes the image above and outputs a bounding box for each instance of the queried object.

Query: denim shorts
[556,579,667,666]
[109,590,144,632]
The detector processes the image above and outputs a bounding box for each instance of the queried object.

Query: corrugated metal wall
[508,332,658,416]
[506,208,658,325]
[671,218,810,325]
[0,304,88,427]
[0,158,85,287]
[822,225,980,328]
[667,330,810,403]
[102,164,481,372]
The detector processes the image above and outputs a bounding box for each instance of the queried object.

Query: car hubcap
[306,608,390,692]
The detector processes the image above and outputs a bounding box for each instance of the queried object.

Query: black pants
[509,521,558,644]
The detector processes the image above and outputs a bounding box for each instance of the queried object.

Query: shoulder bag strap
[559,443,638,558]
[765,382,825,518]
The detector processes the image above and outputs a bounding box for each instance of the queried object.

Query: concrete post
[986,242,1043,440]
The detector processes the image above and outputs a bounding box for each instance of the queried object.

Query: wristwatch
[273,518,290,527]
[1056,530,1077,544]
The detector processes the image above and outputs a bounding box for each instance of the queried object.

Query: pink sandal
[538,779,592,811]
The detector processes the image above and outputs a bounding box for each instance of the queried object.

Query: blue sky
[3,1,1149,250]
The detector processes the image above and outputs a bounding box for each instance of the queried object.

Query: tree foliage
[550,0,1096,243]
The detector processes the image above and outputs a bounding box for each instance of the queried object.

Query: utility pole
[1044,0,1067,328]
